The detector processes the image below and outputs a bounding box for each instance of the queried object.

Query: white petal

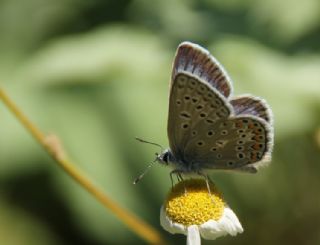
[199,207,243,240]
[199,220,227,240]
[221,207,244,236]
[187,225,201,245]
[160,206,187,235]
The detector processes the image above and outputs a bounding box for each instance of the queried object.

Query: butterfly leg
[177,172,184,182]
[197,172,215,202]
[169,170,175,189]
[170,169,187,194]
[170,169,181,189]
[177,172,188,195]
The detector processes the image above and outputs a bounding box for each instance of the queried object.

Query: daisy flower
[160,179,243,244]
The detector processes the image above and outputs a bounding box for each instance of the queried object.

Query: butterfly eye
[196,105,203,110]
[211,147,217,152]
[162,152,169,163]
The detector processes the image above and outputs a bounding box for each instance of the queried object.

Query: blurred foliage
[0,0,320,244]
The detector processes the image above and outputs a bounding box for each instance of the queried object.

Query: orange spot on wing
[252,143,260,150]
[252,135,261,141]
[235,121,243,128]
[250,152,257,161]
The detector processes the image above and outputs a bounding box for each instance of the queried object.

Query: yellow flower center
[165,179,225,226]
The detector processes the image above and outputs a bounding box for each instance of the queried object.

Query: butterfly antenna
[133,158,157,185]
[135,137,164,152]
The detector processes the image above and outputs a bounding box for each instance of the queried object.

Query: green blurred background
[0,0,320,244]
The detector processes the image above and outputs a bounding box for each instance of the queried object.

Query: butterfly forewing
[172,42,233,98]
[167,72,232,166]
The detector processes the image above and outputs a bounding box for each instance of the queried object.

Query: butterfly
[134,42,273,184]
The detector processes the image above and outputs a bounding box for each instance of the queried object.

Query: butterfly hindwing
[230,95,272,123]
[186,116,272,171]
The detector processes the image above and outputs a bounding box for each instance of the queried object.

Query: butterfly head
[156,149,172,166]
[134,138,175,184]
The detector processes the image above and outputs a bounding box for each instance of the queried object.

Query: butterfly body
[157,42,274,176]
[158,148,258,174]
[158,149,202,173]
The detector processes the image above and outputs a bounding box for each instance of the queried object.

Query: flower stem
[0,88,166,245]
